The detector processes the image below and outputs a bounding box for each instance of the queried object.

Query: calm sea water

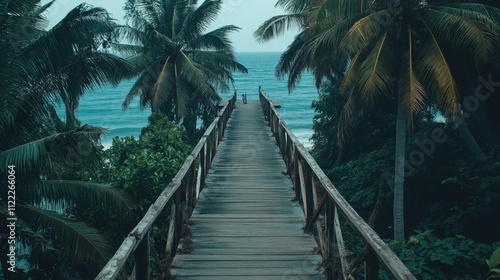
[69,52,319,148]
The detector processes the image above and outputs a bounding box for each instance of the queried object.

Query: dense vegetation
[257,0,500,278]
[0,0,242,279]
[2,0,500,278]
[0,1,135,278]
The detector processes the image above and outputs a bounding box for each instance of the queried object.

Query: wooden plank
[312,178,328,260]
[174,254,322,262]
[172,101,323,279]
[171,267,320,276]
[298,160,309,219]
[335,207,349,279]
[172,260,317,269]
[165,203,176,258]
[168,276,325,280]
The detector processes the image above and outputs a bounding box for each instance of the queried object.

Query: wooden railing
[96,94,237,280]
[259,90,416,280]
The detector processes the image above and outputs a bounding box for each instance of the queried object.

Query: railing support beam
[134,231,150,280]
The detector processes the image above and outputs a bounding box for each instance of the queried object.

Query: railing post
[365,248,379,280]
[292,147,300,200]
[312,178,327,259]
[325,198,336,280]
[134,231,150,280]
[165,203,176,258]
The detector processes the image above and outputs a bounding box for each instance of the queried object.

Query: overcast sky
[42,0,297,52]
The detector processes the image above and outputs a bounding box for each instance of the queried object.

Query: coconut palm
[256,0,500,241]
[0,1,133,277]
[119,0,248,138]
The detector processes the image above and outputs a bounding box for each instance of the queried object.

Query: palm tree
[119,0,248,138]
[30,3,136,130]
[0,1,133,277]
[256,0,500,241]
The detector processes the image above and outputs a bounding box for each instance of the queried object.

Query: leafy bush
[74,114,192,272]
[105,113,191,210]
[386,230,499,279]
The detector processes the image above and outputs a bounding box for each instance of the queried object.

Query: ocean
[69,52,319,148]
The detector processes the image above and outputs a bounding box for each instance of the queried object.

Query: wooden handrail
[259,89,416,280]
[96,94,237,280]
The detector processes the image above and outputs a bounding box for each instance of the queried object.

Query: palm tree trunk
[183,110,198,140]
[65,104,78,129]
[393,100,407,241]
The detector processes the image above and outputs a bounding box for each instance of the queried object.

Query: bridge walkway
[171,100,324,279]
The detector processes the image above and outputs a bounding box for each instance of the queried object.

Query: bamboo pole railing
[96,94,237,280]
[259,89,416,280]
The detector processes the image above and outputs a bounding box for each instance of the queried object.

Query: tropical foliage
[0,1,134,278]
[118,0,248,138]
[387,230,500,279]
[257,0,500,241]
[93,114,192,276]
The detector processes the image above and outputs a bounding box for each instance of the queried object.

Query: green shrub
[386,230,498,279]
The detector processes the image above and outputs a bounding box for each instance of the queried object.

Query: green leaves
[388,230,498,279]
[17,205,114,274]
[489,247,500,269]
[120,0,247,130]
[254,13,305,43]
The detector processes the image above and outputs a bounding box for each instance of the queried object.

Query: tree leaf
[488,247,500,268]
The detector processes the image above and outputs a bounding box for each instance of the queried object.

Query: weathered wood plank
[172,101,323,279]
[335,207,349,279]
[170,276,325,280]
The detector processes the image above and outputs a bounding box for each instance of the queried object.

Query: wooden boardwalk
[171,100,324,279]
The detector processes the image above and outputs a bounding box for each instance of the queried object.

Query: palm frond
[416,20,459,119]
[186,25,240,51]
[0,125,105,177]
[110,42,145,56]
[338,88,362,144]
[254,14,305,43]
[179,0,223,41]
[356,29,398,107]
[122,63,159,110]
[17,205,114,274]
[276,30,309,79]
[400,28,427,127]
[422,8,498,65]
[432,5,500,35]
[114,25,149,46]
[150,56,177,113]
[0,138,46,177]
[313,13,367,53]
[442,3,500,24]
[19,4,116,82]
[22,180,133,216]
[63,52,137,94]
[341,10,392,55]
[275,0,315,14]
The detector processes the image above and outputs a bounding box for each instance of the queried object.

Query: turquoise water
[67,52,319,148]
